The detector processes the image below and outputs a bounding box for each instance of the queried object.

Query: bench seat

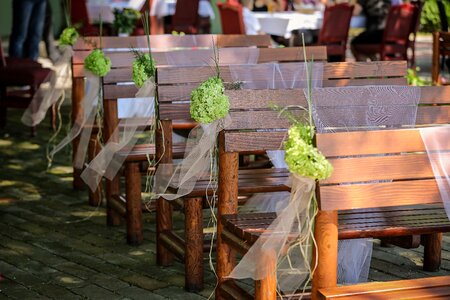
[116,142,187,162]
[318,275,450,299]
[222,204,450,246]
[167,168,291,197]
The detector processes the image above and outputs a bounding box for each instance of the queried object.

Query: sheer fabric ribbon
[22,46,73,127]
[48,72,100,168]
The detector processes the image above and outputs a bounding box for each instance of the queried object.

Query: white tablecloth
[87,0,147,23]
[254,12,366,38]
[150,0,215,19]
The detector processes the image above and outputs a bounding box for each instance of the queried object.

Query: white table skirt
[87,0,147,23]
[254,12,366,38]
[150,0,215,19]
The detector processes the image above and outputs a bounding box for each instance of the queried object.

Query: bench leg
[125,162,143,245]
[423,233,442,272]
[72,77,85,190]
[157,197,174,266]
[106,176,123,226]
[255,250,277,300]
[185,197,204,292]
[87,137,102,206]
[312,210,338,300]
[216,150,239,300]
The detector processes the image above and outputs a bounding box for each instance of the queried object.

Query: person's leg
[9,0,34,58]
[43,0,60,63]
[27,0,47,61]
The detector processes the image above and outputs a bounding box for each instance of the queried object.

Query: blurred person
[9,0,47,61]
[350,0,391,61]
[253,0,284,11]
[241,0,262,34]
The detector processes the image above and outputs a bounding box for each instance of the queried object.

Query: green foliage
[84,49,111,77]
[406,67,430,86]
[132,52,156,87]
[190,76,230,124]
[59,27,79,46]
[284,124,333,180]
[420,0,450,32]
[113,8,141,35]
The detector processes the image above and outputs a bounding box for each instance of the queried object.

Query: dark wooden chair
[169,0,200,34]
[70,0,103,36]
[318,3,354,62]
[217,2,246,35]
[216,86,450,299]
[0,38,53,135]
[70,34,272,190]
[432,31,450,85]
[351,4,418,64]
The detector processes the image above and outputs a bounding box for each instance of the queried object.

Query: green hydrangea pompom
[132,53,156,87]
[284,124,333,180]
[59,27,79,46]
[190,76,230,124]
[84,49,111,77]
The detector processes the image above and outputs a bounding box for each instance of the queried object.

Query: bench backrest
[157,61,408,122]
[432,31,450,85]
[221,86,450,211]
[101,46,327,143]
[72,34,272,78]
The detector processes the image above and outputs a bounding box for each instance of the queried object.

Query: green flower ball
[132,53,156,87]
[59,27,79,46]
[190,76,230,124]
[84,49,111,77]
[284,124,333,180]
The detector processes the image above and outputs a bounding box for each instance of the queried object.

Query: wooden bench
[71,34,272,189]
[318,276,450,299]
[432,31,450,85]
[141,61,408,292]
[100,46,328,228]
[216,86,450,300]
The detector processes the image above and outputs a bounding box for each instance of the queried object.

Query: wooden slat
[157,61,407,85]
[73,46,327,66]
[322,153,446,184]
[317,128,450,157]
[224,131,287,153]
[73,34,272,51]
[319,179,442,211]
[318,276,450,300]
[154,78,407,103]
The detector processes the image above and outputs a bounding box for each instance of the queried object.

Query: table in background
[87,0,147,23]
[150,0,215,19]
[254,11,366,38]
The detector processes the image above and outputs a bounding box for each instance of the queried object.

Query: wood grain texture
[217,133,240,299]
[254,249,277,300]
[319,179,443,211]
[312,210,338,300]
[184,197,204,292]
[125,162,143,245]
[71,77,85,190]
[317,275,450,300]
[73,34,272,51]
[423,233,442,272]
[157,61,406,84]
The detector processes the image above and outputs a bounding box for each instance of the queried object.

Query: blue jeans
[9,0,47,61]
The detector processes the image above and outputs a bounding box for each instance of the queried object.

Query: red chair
[318,3,354,62]
[169,0,200,34]
[0,38,53,135]
[408,1,424,67]
[71,0,109,36]
[352,4,418,63]
[217,2,246,34]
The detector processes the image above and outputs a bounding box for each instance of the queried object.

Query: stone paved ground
[1,35,450,299]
